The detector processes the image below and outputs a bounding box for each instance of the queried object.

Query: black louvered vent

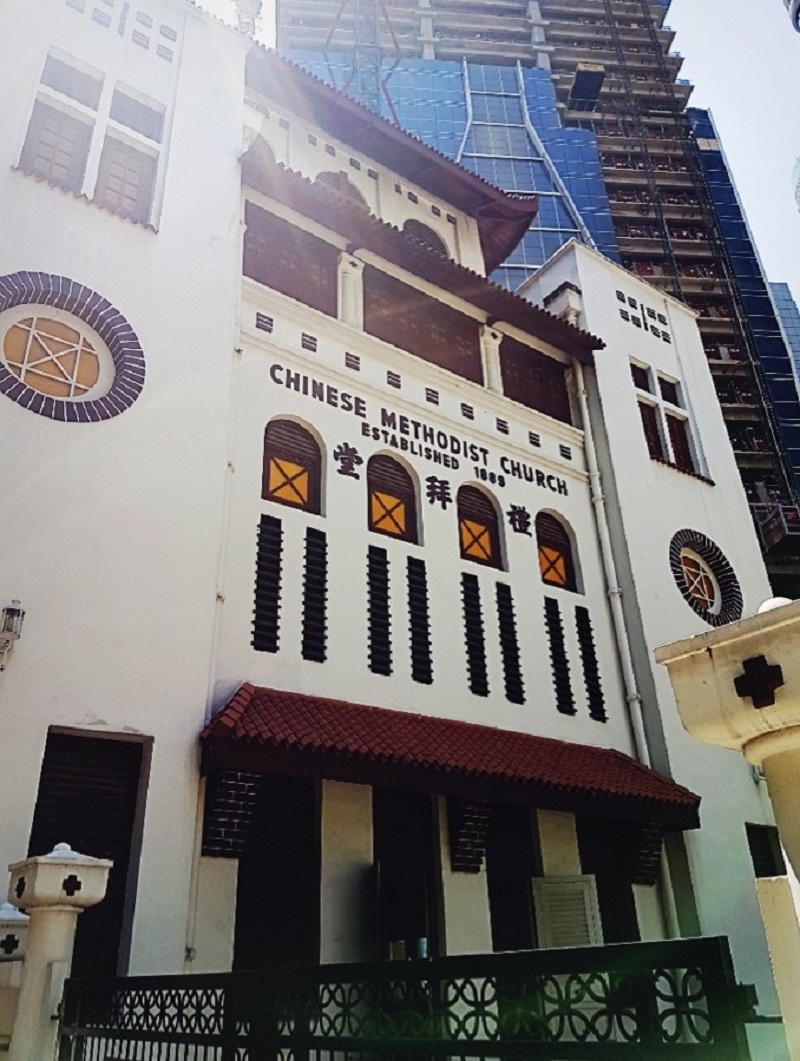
[461,573,489,696]
[544,597,575,714]
[252,515,282,652]
[367,546,391,675]
[575,606,606,721]
[266,419,319,464]
[407,557,433,684]
[496,583,524,704]
[302,528,328,663]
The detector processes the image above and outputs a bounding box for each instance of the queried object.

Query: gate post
[6,843,112,1061]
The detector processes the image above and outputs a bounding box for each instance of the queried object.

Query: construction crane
[323,0,401,115]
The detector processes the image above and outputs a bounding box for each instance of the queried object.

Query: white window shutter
[532,875,603,948]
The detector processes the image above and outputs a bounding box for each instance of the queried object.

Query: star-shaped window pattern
[4,316,100,399]
[669,530,742,628]
[0,273,145,421]
[679,551,719,614]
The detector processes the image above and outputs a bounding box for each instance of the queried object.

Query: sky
[205,0,800,307]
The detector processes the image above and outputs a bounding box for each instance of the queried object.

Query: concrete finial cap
[757,597,794,614]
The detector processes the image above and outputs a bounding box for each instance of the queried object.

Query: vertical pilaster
[320,781,373,963]
[480,324,503,394]
[337,253,365,330]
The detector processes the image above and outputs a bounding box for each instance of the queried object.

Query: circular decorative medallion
[669,529,743,627]
[0,272,145,421]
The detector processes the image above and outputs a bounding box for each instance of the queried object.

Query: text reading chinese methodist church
[0,0,795,1056]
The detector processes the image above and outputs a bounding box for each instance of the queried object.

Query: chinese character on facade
[333,442,364,479]
[425,476,452,510]
[507,503,532,536]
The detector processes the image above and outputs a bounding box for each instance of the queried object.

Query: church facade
[0,1,791,1055]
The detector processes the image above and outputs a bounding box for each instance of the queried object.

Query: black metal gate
[58,936,756,1059]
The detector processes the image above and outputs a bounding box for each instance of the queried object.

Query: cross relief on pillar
[61,875,83,897]
[733,654,785,709]
[0,933,20,956]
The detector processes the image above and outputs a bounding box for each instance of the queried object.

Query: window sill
[13,166,158,232]
[650,455,715,486]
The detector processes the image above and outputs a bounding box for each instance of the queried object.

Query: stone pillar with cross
[656,598,800,1059]
[0,903,29,1049]
[6,843,112,1061]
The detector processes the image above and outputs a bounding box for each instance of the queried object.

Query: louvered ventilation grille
[407,557,432,684]
[266,419,319,465]
[544,597,575,714]
[575,606,606,721]
[461,573,488,696]
[252,515,282,652]
[302,528,327,663]
[42,54,103,108]
[496,583,524,704]
[367,546,391,675]
[370,455,413,495]
[110,89,164,142]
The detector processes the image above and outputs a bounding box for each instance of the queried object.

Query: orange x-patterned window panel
[370,491,407,536]
[268,457,309,507]
[460,519,492,562]
[539,545,568,586]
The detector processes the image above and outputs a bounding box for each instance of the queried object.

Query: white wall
[0,0,247,973]
[212,242,638,758]
[524,241,784,1022]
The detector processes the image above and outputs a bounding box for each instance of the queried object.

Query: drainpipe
[573,358,681,938]
[572,360,649,766]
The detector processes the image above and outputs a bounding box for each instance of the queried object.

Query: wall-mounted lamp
[0,600,25,670]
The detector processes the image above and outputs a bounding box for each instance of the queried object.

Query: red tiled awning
[201,685,700,830]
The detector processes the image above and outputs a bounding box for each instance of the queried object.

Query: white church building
[0,0,793,1056]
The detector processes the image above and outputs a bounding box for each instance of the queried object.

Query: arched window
[262,419,322,514]
[402,220,449,258]
[458,486,501,568]
[315,171,369,210]
[367,455,418,543]
[536,512,577,591]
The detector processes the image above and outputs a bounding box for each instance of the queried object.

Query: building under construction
[277,0,800,595]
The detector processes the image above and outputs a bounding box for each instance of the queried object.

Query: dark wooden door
[28,731,145,976]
